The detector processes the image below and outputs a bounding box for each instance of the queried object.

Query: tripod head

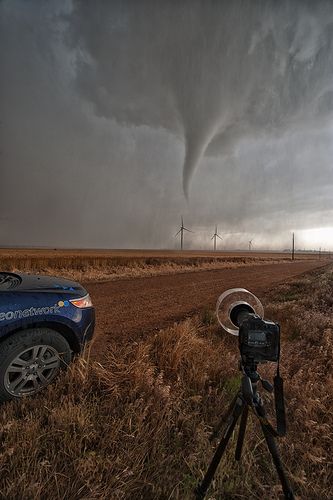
[239,358,275,405]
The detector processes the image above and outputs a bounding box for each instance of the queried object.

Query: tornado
[68,0,333,198]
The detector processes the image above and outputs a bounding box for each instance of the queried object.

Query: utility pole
[292,232,295,261]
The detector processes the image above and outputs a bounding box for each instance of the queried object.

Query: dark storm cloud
[1,0,333,249]
[68,0,333,196]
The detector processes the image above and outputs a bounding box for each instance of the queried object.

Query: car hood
[0,272,87,296]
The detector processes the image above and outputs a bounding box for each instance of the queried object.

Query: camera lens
[216,288,264,336]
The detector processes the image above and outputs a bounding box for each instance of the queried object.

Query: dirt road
[87,260,328,352]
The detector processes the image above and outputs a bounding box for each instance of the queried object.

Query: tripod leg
[255,404,295,500]
[235,404,248,461]
[195,396,244,500]
[210,393,239,442]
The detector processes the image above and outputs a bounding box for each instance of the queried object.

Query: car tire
[0,327,72,402]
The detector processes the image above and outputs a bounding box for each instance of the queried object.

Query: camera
[197,289,292,500]
[238,313,280,364]
[229,302,280,364]
[216,290,280,365]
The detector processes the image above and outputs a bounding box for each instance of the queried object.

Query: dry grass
[0,251,308,282]
[0,266,332,499]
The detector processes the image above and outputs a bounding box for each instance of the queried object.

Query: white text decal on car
[0,305,61,322]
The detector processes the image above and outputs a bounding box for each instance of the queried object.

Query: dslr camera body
[238,314,280,364]
[228,300,280,364]
[216,289,281,365]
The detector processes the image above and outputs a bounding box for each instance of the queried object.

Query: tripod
[195,363,295,499]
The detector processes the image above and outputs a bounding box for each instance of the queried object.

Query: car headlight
[69,294,93,309]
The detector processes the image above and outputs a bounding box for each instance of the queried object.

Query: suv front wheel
[0,327,71,402]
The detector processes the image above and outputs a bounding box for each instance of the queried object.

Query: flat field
[0,248,318,261]
[0,251,332,499]
[0,248,323,282]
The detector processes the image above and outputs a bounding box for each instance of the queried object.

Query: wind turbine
[175,216,193,250]
[211,225,222,251]
[248,239,253,251]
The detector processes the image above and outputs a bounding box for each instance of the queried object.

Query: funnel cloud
[1,1,333,249]
[68,0,333,196]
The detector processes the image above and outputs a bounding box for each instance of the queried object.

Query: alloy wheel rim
[4,344,61,397]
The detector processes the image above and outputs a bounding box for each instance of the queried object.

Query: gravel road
[87,260,327,354]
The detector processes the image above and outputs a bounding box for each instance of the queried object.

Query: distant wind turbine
[211,225,222,251]
[175,216,193,250]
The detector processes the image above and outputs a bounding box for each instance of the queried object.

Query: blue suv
[0,272,95,402]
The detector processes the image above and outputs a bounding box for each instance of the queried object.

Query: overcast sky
[1,0,333,250]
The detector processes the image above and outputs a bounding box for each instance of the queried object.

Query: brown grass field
[0,248,323,282]
[0,252,332,499]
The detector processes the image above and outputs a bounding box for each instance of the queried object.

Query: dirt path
[87,260,328,353]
